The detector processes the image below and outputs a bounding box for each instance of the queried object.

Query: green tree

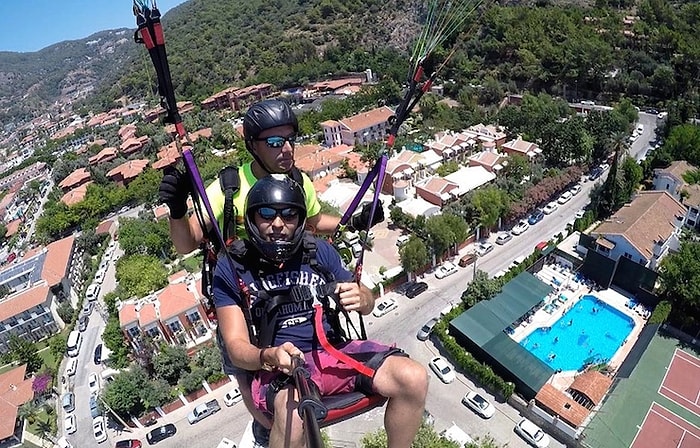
[115,254,168,298]
[399,237,430,275]
[102,317,130,369]
[153,345,190,385]
[102,367,149,417]
[17,401,40,425]
[436,161,460,177]
[361,421,503,447]
[7,335,42,374]
[141,378,173,410]
[57,302,75,325]
[118,218,172,258]
[658,241,700,330]
[48,335,67,360]
[470,187,509,232]
[461,270,502,307]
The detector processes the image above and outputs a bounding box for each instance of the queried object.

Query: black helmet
[245,174,307,263]
[243,100,299,143]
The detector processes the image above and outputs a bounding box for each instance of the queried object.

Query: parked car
[396,235,410,246]
[216,439,236,448]
[94,269,106,285]
[94,344,103,365]
[508,255,526,271]
[462,391,495,419]
[64,414,77,435]
[224,387,242,407]
[373,298,398,317]
[475,242,494,257]
[78,315,88,332]
[435,261,458,279]
[527,210,544,225]
[146,424,177,445]
[405,282,428,299]
[88,372,100,395]
[570,184,582,195]
[543,202,558,215]
[65,358,78,377]
[89,395,100,419]
[428,356,455,384]
[511,220,530,236]
[575,209,586,219]
[56,437,73,448]
[93,416,107,443]
[61,392,75,412]
[417,318,438,341]
[187,399,221,424]
[82,300,93,316]
[458,253,476,267]
[115,441,142,448]
[557,191,573,204]
[515,418,550,448]
[589,167,604,180]
[495,232,512,245]
[86,283,101,301]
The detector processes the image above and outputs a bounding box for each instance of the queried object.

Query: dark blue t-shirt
[212,237,353,352]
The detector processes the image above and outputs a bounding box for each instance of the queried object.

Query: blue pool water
[520,295,635,371]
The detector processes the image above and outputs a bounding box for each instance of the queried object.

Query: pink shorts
[251,340,393,416]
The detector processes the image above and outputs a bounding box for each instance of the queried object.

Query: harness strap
[313,304,375,378]
[219,166,240,245]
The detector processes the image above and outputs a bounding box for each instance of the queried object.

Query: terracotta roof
[683,184,700,208]
[0,364,34,440]
[569,371,612,405]
[5,219,21,238]
[88,147,118,165]
[595,237,615,250]
[502,137,539,155]
[338,106,394,133]
[158,283,198,320]
[296,147,344,174]
[119,303,138,326]
[168,270,187,283]
[152,204,170,220]
[0,283,50,323]
[420,177,457,195]
[61,182,93,206]
[535,383,590,427]
[58,167,91,190]
[592,191,686,258]
[42,236,75,286]
[107,159,150,181]
[95,219,116,236]
[118,124,137,140]
[469,150,503,168]
[656,160,696,184]
[312,78,364,91]
[138,302,158,325]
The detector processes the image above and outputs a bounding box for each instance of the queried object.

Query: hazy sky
[0,0,188,53]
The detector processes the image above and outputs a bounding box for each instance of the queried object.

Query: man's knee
[374,356,428,399]
[271,387,304,442]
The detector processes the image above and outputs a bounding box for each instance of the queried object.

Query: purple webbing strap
[182,149,225,249]
[353,153,387,273]
[337,154,386,228]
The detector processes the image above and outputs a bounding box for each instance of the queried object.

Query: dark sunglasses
[256,207,300,221]
[253,134,297,149]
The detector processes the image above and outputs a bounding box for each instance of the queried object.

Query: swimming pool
[520,295,635,372]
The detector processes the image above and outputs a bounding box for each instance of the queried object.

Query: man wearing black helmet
[214,175,428,448]
[160,99,383,254]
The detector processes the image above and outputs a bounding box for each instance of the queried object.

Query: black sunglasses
[253,134,297,149]
[256,207,300,221]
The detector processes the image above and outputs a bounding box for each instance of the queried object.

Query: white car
[543,202,558,215]
[557,191,573,204]
[575,209,586,219]
[515,418,551,448]
[94,270,106,285]
[64,414,77,435]
[217,438,237,448]
[475,242,494,257]
[88,372,100,395]
[373,298,398,318]
[86,283,101,302]
[508,255,526,271]
[495,232,512,245]
[65,358,78,377]
[462,391,495,419]
[511,220,529,236]
[435,262,458,279]
[92,416,107,443]
[570,184,582,195]
[428,356,455,384]
[223,387,242,407]
[56,437,73,448]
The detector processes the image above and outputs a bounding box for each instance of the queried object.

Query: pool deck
[510,265,649,390]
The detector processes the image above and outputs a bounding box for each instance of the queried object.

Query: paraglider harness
[200,165,305,320]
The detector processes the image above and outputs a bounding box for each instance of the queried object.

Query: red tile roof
[95,219,116,236]
[58,168,91,190]
[535,383,590,427]
[0,364,34,440]
[5,219,21,238]
[119,303,138,326]
[138,302,158,325]
[158,283,198,320]
[0,283,50,323]
[61,181,93,206]
[569,371,613,405]
[339,106,394,133]
[107,159,150,181]
[88,147,118,165]
[42,235,75,286]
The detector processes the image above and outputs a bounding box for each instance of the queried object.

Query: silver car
[417,318,438,341]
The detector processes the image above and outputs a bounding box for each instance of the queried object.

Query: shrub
[649,300,671,324]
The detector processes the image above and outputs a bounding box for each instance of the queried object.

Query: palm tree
[36,418,53,447]
[17,401,40,425]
